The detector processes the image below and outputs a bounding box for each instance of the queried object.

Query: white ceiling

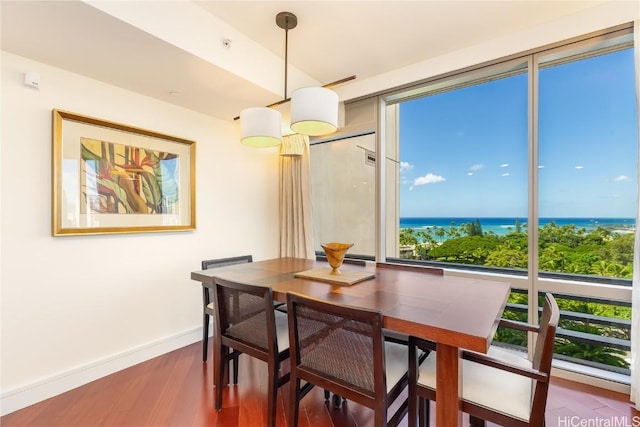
[1,0,612,122]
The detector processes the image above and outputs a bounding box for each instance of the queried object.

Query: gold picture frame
[52,109,196,236]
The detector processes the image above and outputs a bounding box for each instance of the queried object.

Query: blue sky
[398,48,638,218]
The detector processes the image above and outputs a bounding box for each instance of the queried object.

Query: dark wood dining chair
[212,277,290,427]
[286,291,411,427]
[409,292,560,427]
[200,254,253,385]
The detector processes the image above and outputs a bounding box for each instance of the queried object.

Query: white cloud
[400,161,413,172]
[500,163,509,168]
[469,164,484,172]
[575,165,584,170]
[501,173,510,177]
[613,175,630,182]
[410,173,445,189]
[538,165,544,169]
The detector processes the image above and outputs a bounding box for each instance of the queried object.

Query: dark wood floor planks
[2,342,637,426]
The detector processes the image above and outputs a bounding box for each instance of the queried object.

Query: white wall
[0,52,280,414]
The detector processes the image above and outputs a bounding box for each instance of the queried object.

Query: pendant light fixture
[240,107,282,147]
[290,86,339,136]
[238,12,355,147]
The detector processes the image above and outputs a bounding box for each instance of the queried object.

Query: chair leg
[420,399,430,427]
[267,364,278,427]
[324,390,330,400]
[213,342,225,411]
[375,410,385,427]
[289,377,301,427]
[202,286,210,363]
[202,313,209,362]
[232,352,239,384]
[469,415,486,427]
[410,397,431,427]
[409,387,418,426]
[333,394,342,407]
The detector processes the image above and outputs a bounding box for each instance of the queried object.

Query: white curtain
[279,134,315,259]
[632,19,640,410]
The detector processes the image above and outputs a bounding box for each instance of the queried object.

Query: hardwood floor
[2,342,637,426]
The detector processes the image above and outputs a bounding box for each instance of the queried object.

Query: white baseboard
[551,362,632,395]
[1,326,203,416]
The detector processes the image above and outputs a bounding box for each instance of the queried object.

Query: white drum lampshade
[240,107,283,147]
[290,87,339,136]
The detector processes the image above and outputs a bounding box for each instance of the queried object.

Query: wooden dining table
[191,257,511,427]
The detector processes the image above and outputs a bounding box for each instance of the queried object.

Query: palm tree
[590,260,613,276]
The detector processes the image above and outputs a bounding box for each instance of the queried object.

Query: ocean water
[399,217,635,237]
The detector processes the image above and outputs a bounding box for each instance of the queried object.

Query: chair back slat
[202,255,253,270]
[375,262,444,275]
[201,255,253,306]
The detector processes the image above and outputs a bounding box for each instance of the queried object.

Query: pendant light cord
[284,17,289,99]
[232,11,355,121]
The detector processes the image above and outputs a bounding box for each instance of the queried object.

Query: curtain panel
[279,134,315,259]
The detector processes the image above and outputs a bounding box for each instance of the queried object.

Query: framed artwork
[52,109,196,236]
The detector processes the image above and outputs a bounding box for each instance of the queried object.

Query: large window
[390,64,529,271]
[538,47,637,281]
[380,27,636,380]
[309,26,637,383]
[535,43,637,375]
[388,39,637,279]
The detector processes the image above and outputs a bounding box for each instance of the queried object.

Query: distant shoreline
[400,217,636,237]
